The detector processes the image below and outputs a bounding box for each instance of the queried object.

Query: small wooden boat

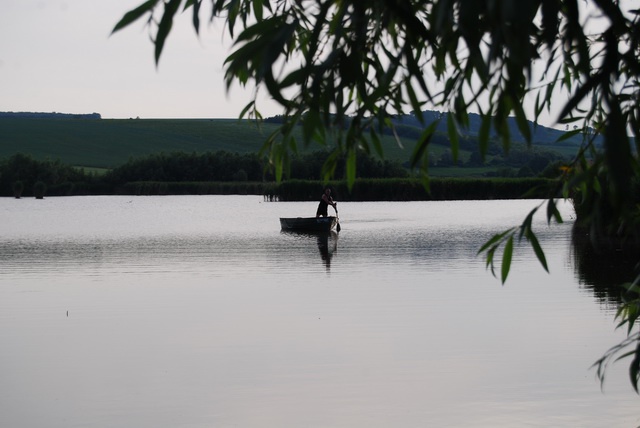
[280,216,338,232]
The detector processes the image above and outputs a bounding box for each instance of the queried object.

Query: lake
[0,195,638,427]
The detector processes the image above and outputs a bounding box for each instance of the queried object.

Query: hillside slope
[0,118,277,167]
[0,117,431,168]
[0,112,586,169]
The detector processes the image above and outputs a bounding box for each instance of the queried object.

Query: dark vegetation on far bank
[0,151,408,197]
[0,112,575,200]
[266,178,557,201]
[1,151,561,201]
[1,114,575,172]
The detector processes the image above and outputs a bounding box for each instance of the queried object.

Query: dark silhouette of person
[316,188,337,217]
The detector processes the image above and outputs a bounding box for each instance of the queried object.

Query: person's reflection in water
[317,231,338,271]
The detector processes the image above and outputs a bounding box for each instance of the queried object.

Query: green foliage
[479,199,558,284]
[271,177,556,202]
[0,150,411,196]
[0,117,276,168]
[0,115,575,179]
[115,0,603,188]
[0,153,95,197]
[120,181,267,195]
[111,0,640,191]
[114,0,640,391]
[559,146,640,260]
[290,150,408,181]
[105,150,268,184]
[105,149,409,188]
[593,281,640,392]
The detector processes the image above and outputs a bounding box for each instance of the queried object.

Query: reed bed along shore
[117,177,557,201]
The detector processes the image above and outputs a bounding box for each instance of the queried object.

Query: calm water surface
[0,195,638,427]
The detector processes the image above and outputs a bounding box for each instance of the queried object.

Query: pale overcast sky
[0,0,609,127]
[0,0,280,119]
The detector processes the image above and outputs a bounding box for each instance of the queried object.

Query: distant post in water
[33,181,46,200]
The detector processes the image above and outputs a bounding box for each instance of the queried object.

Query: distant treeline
[0,111,101,119]
[0,151,406,197]
[107,151,266,183]
[266,178,558,201]
[106,143,563,181]
[0,153,106,197]
[0,151,559,200]
[266,114,568,176]
[119,178,558,201]
[106,150,408,184]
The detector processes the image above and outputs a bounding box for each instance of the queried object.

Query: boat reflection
[281,230,339,271]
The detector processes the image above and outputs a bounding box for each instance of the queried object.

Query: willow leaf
[238,101,255,119]
[512,98,531,144]
[546,199,563,224]
[155,0,182,64]
[112,0,160,34]
[501,236,514,284]
[527,230,549,272]
[185,0,201,34]
[478,114,491,158]
[346,148,357,189]
[410,122,437,169]
[447,114,459,162]
[370,128,384,159]
[556,129,581,142]
[477,229,514,254]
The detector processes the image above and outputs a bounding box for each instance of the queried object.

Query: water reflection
[3,196,639,427]
[571,225,640,305]
[280,230,338,271]
[317,231,338,270]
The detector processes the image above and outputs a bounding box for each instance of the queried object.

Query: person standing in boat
[316,188,337,217]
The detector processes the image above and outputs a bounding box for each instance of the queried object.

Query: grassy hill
[0,116,428,169]
[1,114,585,178]
[0,117,271,168]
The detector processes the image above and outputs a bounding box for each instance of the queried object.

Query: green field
[0,117,272,168]
[2,116,585,180]
[0,117,425,169]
